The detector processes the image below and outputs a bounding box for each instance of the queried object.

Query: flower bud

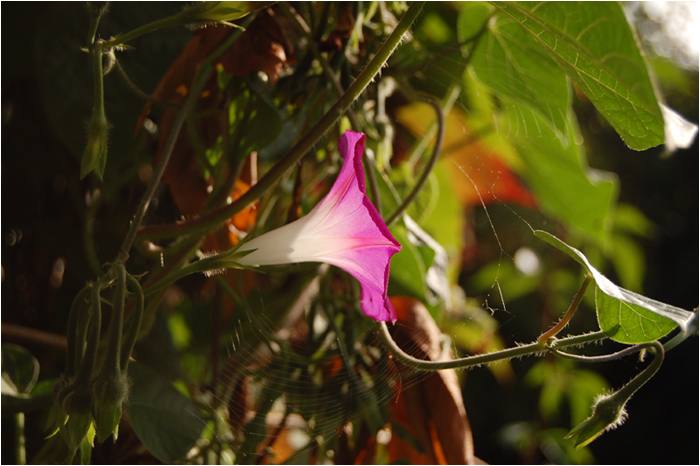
[92,371,130,442]
[565,389,628,449]
[60,384,94,451]
[80,109,110,180]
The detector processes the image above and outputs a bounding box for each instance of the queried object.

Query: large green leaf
[494,2,664,150]
[1,343,39,395]
[126,361,206,463]
[505,103,617,247]
[535,230,696,343]
[460,2,571,143]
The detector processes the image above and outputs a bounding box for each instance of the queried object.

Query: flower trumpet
[237,130,402,322]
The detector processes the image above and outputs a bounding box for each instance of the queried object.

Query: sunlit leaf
[595,289,676,344]
[461,2,572,143]
[1,343,39,395]
[504,103,617,246]
[494,2,664,150]
[535,230,696,343]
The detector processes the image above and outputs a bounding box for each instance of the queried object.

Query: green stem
[65,286,93,378]
[104,14,190,49]
[75,283,104,385]
[15,413,25,465]
[550,342,651,363]
[121,275,144,371]
[92,40,105,115]
[385,91,445,226]
[538,274,592,346]
[406,84,460,169]
[377,322,606,371]
[115,68,208,264]
[114,59,180,109]
[86,2,105,46]
[83,192,103,277]
[137,2,426,241]
[613,341,664,400]
[100,264,126,377]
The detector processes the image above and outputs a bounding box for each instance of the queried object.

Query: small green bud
[565,390,628,449]
[60,384,94,452]
[80,109,110,180]
[92,371,130,442]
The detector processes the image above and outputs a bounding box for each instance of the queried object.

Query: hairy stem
[377,322,607,371]
[121,275,144,371]
[100,264,126,377]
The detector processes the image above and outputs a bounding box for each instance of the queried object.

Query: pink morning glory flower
[237,130,402,322]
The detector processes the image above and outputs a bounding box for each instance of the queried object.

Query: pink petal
[238,130,401,322]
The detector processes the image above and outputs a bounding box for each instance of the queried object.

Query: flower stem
[550,342,652,363]
[538,274,592,346]
[385,91,445,226]
[100,264,126,377]
[86,3,105,46]
[611,341,664,400]
[137,1,427,241]
[120,275,144,371]
[376,321,607,371]
[104,14,190,49]
[75,283,104,386]
[65,286,93,378]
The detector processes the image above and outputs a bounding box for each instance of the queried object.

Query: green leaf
[595,289,676,344]
[494,2,664,150]
[229,84,283,158]
[1,343,39,394]
[505,103,617,247]
[388,224,432,302]
[125,361,206,463]
[462,2,571,142]
[535,230,696,343]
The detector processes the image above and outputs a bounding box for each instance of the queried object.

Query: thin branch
[114,59,181,109]
[136,2,426,241]
[1,323,67,351]
[277,2,382,213]
[385,90,445,226]
[376,321,607,371]
[115,16,255,264]
[538,274,593,346]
